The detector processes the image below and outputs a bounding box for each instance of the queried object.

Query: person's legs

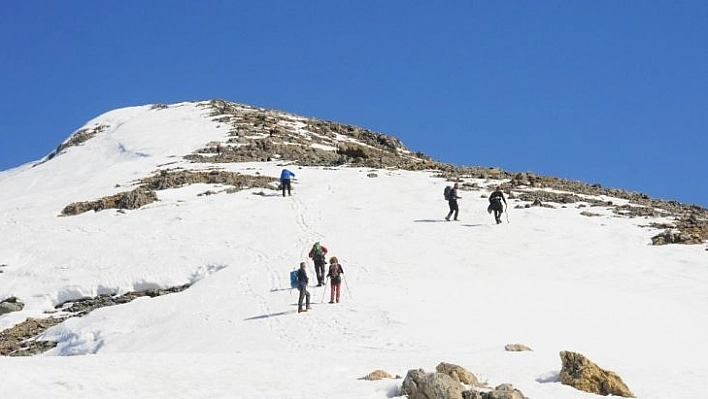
[453,201,459,220]
[298,287,305,311]
[286,180,292,196]
[330,284,335,303]
[282,181,287,197]
[305,289,311,309]
[446,200,454,221]
[315,261,324,285]
[335,284,341,303]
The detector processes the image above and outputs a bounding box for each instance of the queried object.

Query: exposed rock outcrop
[61,170,277,216]
[400,368,465,399]
[0,285,190,357]
[504,343,533,352]
[559,351,634,397]
[0,297,24,315]
[359,369,398,381]
[436,362,483,387]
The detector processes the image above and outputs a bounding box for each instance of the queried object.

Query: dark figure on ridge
[488,186,507,224]
[445,183,461,221]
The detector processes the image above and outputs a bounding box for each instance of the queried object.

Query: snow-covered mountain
[0,100,706,398]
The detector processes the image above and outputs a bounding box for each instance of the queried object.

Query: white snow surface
[0,102,706,398]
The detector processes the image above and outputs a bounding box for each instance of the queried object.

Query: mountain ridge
[37,99,708,244]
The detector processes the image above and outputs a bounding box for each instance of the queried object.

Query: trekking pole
[321,277,329,303]
[342,274,352,299]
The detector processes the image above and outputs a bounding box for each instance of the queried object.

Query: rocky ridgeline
[0,285,189,356]
[185,99,439,170]
[54,99,706,244]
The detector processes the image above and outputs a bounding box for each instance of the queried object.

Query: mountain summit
[0,99,706,398]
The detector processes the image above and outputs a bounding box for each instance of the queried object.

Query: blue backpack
[290,269,299,289]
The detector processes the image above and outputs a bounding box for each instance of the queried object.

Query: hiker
[488,186,507,224]
[326,256,344,303]
[280,168,295,197]
[296,262,311,313]
[308,242,328,286]
[445,183,461,221]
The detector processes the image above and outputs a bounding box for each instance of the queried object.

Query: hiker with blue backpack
[280,168,295,197]
[444,183,461,221]
[308,242,328,286]
[295,262,311,313]
[326,256,344,303]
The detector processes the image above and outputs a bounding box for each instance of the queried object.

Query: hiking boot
[306,306,312,310]
[298,308,304,313]
[445,216,450,221]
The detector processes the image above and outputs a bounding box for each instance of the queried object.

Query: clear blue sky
[1,1,706,206]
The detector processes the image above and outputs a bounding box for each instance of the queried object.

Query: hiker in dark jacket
[308,242,328,286]
[296,262,311,313]
[488,186,507,224]
[280,169,295,197]
[445,183,461,221]
[326,256,344,303]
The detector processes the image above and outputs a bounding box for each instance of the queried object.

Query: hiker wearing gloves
[296,262,311,313]
[445,183,461,221]
[308,242,328,286]
[326,256,344,303]
[487,186,507,224]
[280,168,295,197]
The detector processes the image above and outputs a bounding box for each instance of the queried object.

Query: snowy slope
[0,102,706,398]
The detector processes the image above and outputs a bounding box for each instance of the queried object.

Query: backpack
[311,244,325,261]
[444,186,452,200]
[329,264,341,279]
[290,269,299,289]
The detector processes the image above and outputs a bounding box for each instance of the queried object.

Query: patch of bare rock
[61,170,277,216]
[0,285,189,356]
[559,351,634,397]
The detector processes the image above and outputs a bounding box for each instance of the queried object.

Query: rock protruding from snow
[462,384,528,399]
[436,362,483,387]
[0,297,24,315]
[559,351,634,397]
[400,368,465,399]
[504,343,533,352]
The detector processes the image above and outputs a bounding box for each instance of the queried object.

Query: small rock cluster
[397,362,525,399]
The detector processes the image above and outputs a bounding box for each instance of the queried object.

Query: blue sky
[1,1,706,206]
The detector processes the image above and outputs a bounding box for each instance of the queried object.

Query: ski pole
[342,274,352,299]
[321,277,329,303]
[505,208,510,224]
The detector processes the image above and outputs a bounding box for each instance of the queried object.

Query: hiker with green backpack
[308,242,328,286]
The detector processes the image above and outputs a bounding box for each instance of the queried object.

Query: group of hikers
[293,242,345,313]
[445,183,508,224]
[280,168,508,314]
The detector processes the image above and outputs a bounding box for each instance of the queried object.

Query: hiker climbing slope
[487,186,507,224]
[296,262,311,313]
[326,256,344,304]
[444,183,461,221]
[308,242,328,286]
[280,168,295,197]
